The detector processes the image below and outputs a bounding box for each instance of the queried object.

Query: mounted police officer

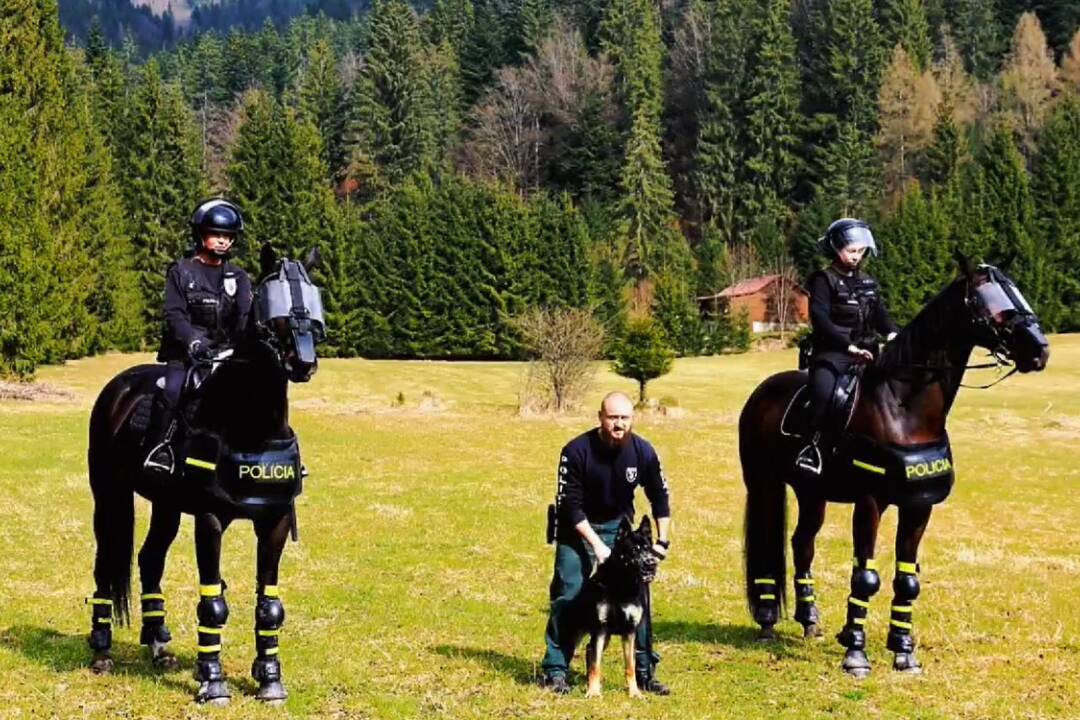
[144,198,253,475]
[795,218,898,475]
[541,391,673,696]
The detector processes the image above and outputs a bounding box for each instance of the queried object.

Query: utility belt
[183,431,304,513]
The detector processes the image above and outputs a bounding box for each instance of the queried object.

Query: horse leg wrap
[139,591,172,645]
[886,562,920,654]
[86,596,113,652]
[793,572,819,628]
[252,586,288,702]
[837,558,880,650]
[751,577,780,628]
[194,583,228,683]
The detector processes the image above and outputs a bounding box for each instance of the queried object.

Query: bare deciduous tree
[461,66,543,193]
[514,307,605,413]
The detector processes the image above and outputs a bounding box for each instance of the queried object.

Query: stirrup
[795,443,823,475]
[144,443,175,475]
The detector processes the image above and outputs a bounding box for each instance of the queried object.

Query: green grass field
[1,337,1077,719]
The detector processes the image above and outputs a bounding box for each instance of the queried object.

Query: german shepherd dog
[571,515,659,698]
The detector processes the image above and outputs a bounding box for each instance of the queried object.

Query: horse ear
[954,248,976,279]
[303,246,322,272]
[997,250,1016,273]
[259,243,278,278]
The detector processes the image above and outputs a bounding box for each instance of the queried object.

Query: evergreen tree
[1031,95,1080,330]
[880,0,933,71]
[346,0,434,191]
[295,38,348,181]
[742,0,802,228]
[875,185,952,323]
[120,60,207,341]
[948,0,1004,80]
[610,315,675,404]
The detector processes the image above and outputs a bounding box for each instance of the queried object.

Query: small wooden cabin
[697,274,809,333]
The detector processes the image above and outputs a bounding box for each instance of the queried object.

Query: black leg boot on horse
[193,513,231,705]
[251,512,294,704]
[836,557,880,678]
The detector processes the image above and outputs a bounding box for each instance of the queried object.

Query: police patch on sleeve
[626,467,638,484]
[224,275,238,297]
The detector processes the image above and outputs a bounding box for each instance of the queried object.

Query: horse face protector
[254,260,325,382]
[966,265,1049,373]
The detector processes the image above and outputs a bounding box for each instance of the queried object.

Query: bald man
[540,392,673,695]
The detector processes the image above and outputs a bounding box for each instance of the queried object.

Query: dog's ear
[617,515,633,539]
[638,515,652,541]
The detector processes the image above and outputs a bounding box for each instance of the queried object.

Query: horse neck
[871,281,976,437]
[199,342,290,449]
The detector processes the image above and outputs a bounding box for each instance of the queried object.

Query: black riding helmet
[819,218,878,259]
[190,198,244,257]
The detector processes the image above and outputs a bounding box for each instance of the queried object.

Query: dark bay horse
[86,246,324,704]
[739,256,1049,677]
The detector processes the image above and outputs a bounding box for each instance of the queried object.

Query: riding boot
[144,412,178,475]
[795,432,824,475]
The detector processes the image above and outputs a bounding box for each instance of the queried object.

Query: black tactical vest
[824,267,880,336]
[176,260,243,344]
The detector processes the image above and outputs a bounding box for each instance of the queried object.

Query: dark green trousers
[540,518,659,679]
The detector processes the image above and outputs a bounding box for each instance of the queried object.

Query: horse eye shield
[256,262,326,367]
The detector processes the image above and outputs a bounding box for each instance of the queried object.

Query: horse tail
[87,384,135,626]
[739,381,789,620]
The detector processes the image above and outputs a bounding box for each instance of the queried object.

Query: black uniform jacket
[157,256,253,362]
[554,429,671,542]
[807,266,898,367]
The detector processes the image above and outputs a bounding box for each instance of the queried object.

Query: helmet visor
[834,225,878,256]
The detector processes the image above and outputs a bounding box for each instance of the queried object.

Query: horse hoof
[803,623,823,639]
[842,649,871,678]
[150,647,179,671]
[256,680,289,704]
[90,655,114,675]
[195,680,231,705]
[757,627,777,642]
[894,653,923,674]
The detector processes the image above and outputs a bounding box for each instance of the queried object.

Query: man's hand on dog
[592,542,612,564]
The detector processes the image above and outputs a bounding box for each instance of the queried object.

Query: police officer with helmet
[144,198,253,475]
[795,218,898,475]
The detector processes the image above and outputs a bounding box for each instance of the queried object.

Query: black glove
[188,339,213,363]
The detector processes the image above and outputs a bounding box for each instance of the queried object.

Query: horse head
[253,244,326,382]
[955,251,1049,374]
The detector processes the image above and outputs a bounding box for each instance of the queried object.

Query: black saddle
[781,370,861,440]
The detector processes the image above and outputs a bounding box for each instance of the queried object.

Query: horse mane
[875,276,968,377]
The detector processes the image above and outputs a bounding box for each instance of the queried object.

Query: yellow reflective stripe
[257,629,280,637]
[752,578,776,585]
[142,611,166,618]
[759,594,776,600]
[853,558,878,571]
[261,585,280,597]
[852,459,886,475]
[891,605,913,613]
[198,626,223,635]
[797,595,816,602]
[848,597,870,608]
[94,618,112,624]
[795,578,814,585]
[199,584,222,597]
[87,598,112,606]
[263,647,279,656]
[896,561,918,574]
[140,593,165,601]
[852,617,866,625]
[186,457,217,471]
[890,619,913,630]
[198,644,222,653]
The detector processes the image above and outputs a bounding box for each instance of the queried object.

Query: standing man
[541,391,672,695]
[144,198,253,475]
